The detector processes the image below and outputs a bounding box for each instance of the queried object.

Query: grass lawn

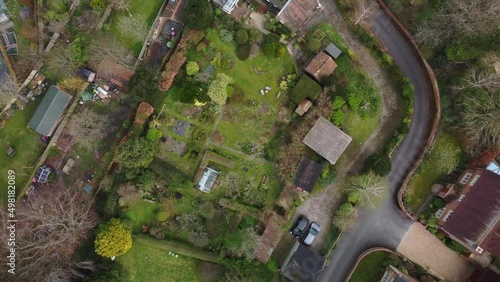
[0,98,45,202]
[117,238,202,282]
[108,0,165,54]
[205,30,295,151]
[349,251,387,282]
[405,132,462,212]
[123,201,161,233]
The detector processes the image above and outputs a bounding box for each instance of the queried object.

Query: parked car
[290,216,309,238]
[302,222,320,246]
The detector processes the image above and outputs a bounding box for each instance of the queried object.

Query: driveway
[299,1,443,281]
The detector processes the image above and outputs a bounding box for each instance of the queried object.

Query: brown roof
[97,59,135,88]
[254,214,282,264]
[276,0,317,33]
[442,170,500,257]
[294,157,322,192]
[295,99,312,116]
[303,117,352,165]
[305,52,337,82]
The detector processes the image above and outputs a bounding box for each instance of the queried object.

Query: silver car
[302,222,320,246]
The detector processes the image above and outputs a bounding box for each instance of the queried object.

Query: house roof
[96,59,135,88]
[29,86,71,136]
[305,52,337,82]
[281,242,325,282]
[295,99,312,116]
[324,43,342,59]
[276,0,317,33]
[303,117,352,164]
[294,157,322,192]
[442,170,500,257]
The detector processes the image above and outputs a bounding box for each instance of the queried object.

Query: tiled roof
[303,117,352,164]
[305,52,337,82]
[276,0,317,33]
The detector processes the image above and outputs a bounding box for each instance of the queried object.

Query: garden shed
[303,117,352,165]
[197,167,219,193]
[305,52,337,83]
[294,157,322,193]
[295,99,312,116]
[28,85,71,137]
[324,43,342,59]
[34,166,51,183]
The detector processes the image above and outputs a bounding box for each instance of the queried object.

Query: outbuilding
[28,85,72,137]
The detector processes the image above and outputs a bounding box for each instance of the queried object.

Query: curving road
[318,2,435,282]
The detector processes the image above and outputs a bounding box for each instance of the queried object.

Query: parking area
[397,223,475,282]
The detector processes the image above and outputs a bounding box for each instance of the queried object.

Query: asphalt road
[318,5,435,282]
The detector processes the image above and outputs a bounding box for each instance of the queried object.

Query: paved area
[397,223,475,282]
[249,12,270,35]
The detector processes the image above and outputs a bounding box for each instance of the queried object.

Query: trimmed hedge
[290,75,322,104]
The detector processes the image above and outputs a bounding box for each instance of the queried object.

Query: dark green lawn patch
[123,201,160,233]
[290,75,322,104]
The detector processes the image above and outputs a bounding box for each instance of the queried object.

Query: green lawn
[0,98,45,202]
[405,132,462,212]
[117,238,202,282]
[205,30,295,151]
[108,0,165,54]
[123,201,160,233]
[349,251,387,282]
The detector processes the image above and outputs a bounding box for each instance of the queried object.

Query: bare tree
[462,69,500,93]
[111,0,132,16]
[462,91,500,149]
[347,171,388,209]
[416,0,500,48]
[117,183,141,206]
[0,187,99,282]
[46,46,80,76]
[351,1,375,26]
[0,76,20,108]
[67,107,108,150]
[117,15,148,42]
[88,36,135,68]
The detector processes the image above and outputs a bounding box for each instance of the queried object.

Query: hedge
[290,75,322,104]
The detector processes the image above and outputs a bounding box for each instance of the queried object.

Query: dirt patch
[161,135,188,156]
[134,102,155,124]
[212,132,224,144]
[197,262,225,282]
[255,102,271,116]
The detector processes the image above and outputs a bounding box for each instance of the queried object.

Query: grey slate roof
[324,43,342,59]
[294,157,322,192]
[29,86,71,136]
[303,116,352,164]
[281,242,325,282]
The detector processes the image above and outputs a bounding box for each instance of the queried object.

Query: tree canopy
[462,90,500,149]
[68,107,108,150]
[207,73,233,105]
[94,218,132,258]
[347,171,387,209]
[116,137,156,169]
[184,0,213,30]
[262,33,281,57]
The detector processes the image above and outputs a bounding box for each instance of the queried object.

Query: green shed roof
[29,85,71,136]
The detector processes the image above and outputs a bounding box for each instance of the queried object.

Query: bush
[331,110,344,126]
[236,44,251,60]
[290,75,322,104]
[364,152,391,176]
[186,61,199,76]
[156,211,170,221]
[199,202,216,219]
[266,257,278,272]
[431,197,445,209]
[307,38,322,52]
[262,33,281,57]
[275,45,287,58]
[235,29,249,45]
[347,92,363,111]
[184,0,213,30]
[219,29,234,43]
[332,96,346,110]
[146,127,163,141]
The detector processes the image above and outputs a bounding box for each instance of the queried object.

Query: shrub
[332,96,346,110]
[331,110,344,126]
[186,61,199,76]
[275,45,287,58]
[262,33,281,57]
[431,197,445,209]
[146,127,163,141]
[235,29,249,45]
[266,257,278,272]
[347,92,363,111]
[290,75,322,104]
[307,38,322,52]
[199,202,216,219]
[156,211,170,221]
[219,29,233,43]
[348,191,361,204]
[236,44,251,60]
